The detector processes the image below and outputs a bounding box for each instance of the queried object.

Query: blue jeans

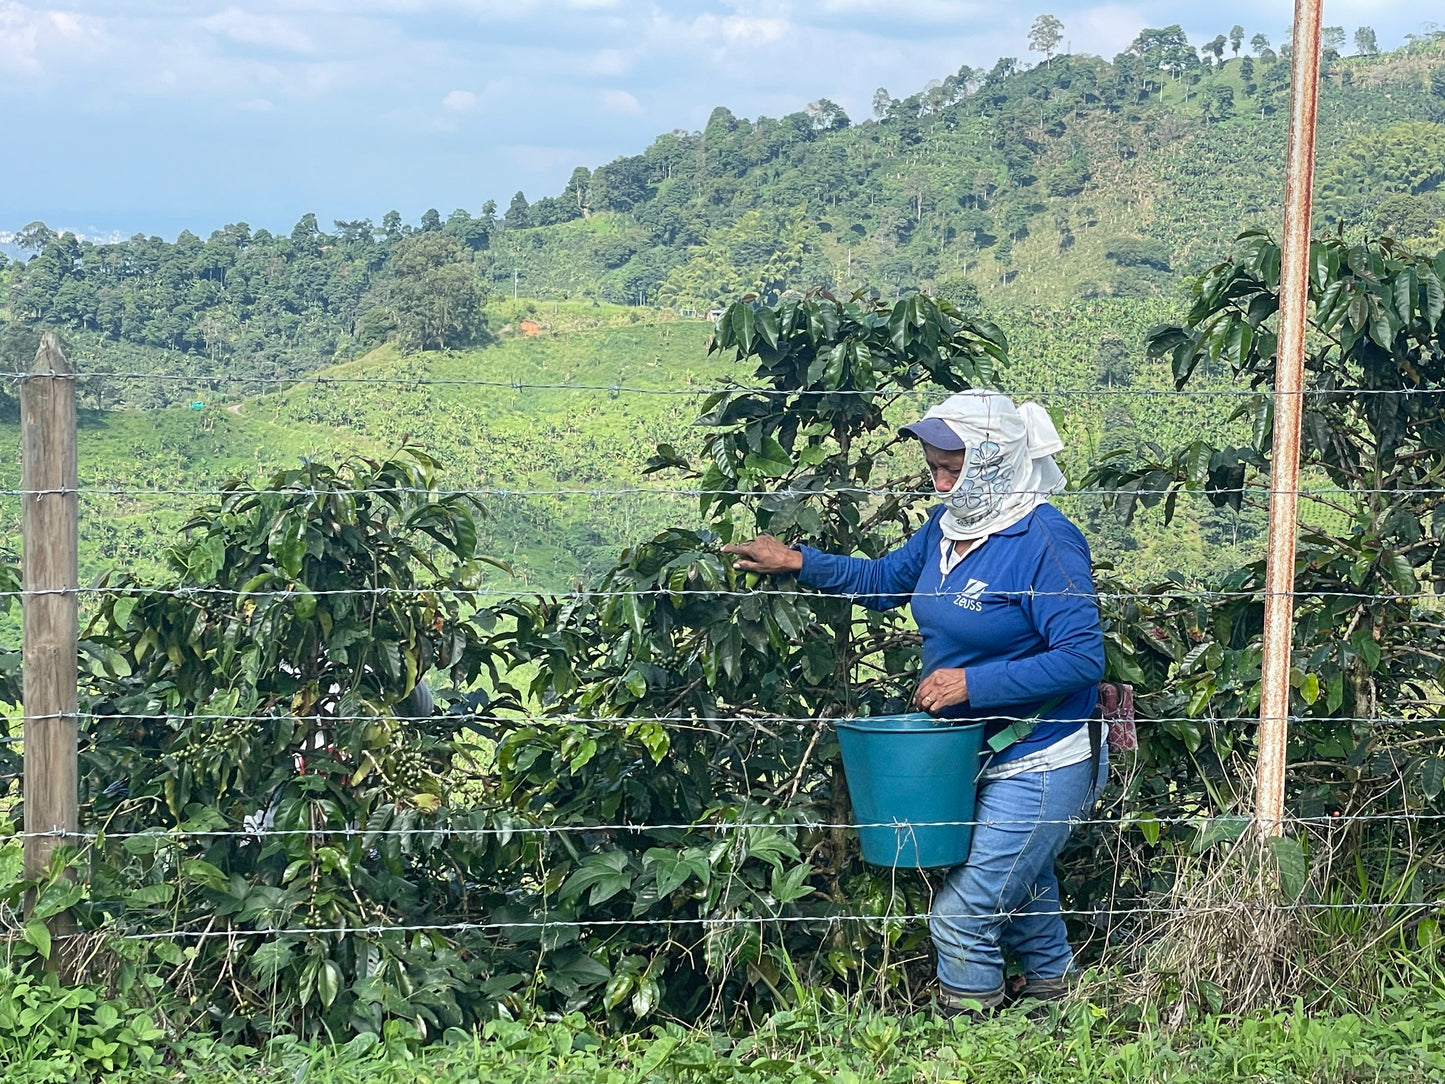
[929,749,1107,994]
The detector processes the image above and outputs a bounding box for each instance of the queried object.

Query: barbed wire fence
[3,328,1443,1010]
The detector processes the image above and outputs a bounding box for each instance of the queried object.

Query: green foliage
[0,838,169,1082]
[383,233,490,352]
[657,210,816,310]
[6,35,1445,346]
[78,448,526,1040]
[1318,122,1445,227]
[1372,192,1443,241]
[43,998,1445,1084]
[52,293,1016,1039]
[1087,230,1445,834]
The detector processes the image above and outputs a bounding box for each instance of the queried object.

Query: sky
[0,0,1434,243]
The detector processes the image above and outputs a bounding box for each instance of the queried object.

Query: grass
[55,993,1445,1084]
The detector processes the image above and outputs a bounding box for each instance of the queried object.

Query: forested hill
[2,27,1444,390]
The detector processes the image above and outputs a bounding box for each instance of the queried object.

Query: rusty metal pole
[21,332,79,936]
[1257,0,1323,838]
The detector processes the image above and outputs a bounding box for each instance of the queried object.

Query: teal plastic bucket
[834,713,987,869]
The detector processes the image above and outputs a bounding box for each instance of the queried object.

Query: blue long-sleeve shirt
[796,504,1104,765]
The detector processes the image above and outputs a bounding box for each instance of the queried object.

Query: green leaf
[182,859,230,891]
[23,918,51,960]
[1420,756,1445,801]
[743,435,792,477]
[603,973,634,1011]
[742,828,800,869]
[730,304,756,353]
[1192,816,1249,853]
[0,843,21,891]
[1268,835,1308,901]
[558,851,633,906]
[643,848,710,897]
[292,586,317,620]
[631,977,659,1018]
[125,883,176,907]
[319,960,342,1010]
[769,862,815,905]
[111,595,137,630]
[1131,812,1162,845]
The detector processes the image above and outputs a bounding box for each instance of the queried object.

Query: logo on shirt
[954,578,989,611]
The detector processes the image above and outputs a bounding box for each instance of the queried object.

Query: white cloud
[689,13,791,46]
[442,88,478,111]
[202,7,315,54]
[599,88,641,114]
[0,1,101,74]
[811,0,993,19]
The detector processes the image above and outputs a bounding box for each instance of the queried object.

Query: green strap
[985,694,1067,755]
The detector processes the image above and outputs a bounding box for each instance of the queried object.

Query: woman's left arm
[963,518,1105,709]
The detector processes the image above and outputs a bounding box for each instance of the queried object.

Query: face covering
[920,391,1066,542]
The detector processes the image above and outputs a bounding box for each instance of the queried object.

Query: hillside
[437,33,1445,310]
[2,31,1444,393]
[0,295,1266,645]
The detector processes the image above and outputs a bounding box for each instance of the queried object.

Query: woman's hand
[722,535,803,576]
[914,668,969,715]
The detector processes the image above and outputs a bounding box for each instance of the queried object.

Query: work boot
[1008,974,1069,1003]
[937,982,1007,1019]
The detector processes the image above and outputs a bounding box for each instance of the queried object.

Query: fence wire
[11,370,1440,398]
[7,808,1445,845]
[5,357,1445,965]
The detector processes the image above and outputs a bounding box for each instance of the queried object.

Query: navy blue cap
[898,417,965,450]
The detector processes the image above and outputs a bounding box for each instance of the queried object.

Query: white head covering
[902,390,1066,541]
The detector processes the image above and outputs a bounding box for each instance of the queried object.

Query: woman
[723,389,1106,1013]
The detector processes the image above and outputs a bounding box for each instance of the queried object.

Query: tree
[1132,26,1199,91]
[656,208,814,309]
[567,166,592,215]
[1205,35,1227,65]
[82,448,519,1038]
[872,87,892,119]
[419,207,443,232]
[504,191,530,230]
[1230,25,1245,55]
[1091,230,1445,863]
[385,232,489,351]
[1202,83,1236,123]
[1371,193,1442,239]
[1028,14,1064,65]
[443,208,490,250]
[806,98,850,131]
[1318,121,1445,225]
[1094,333,1131,387]
[1321,26,1346,58]
[14,221,56,252]
[1047,155,1091,197]
[1354,26,1379,55]
[1250,32,1270,56]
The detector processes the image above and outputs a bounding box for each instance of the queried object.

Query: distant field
[0,295,1272,646]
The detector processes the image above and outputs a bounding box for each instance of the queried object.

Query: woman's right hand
[722,535,803,575]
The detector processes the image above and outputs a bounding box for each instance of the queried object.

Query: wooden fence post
[21,331,79,937]
[1256,0,1323,838]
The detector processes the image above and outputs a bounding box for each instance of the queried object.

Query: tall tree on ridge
[1029,14,1064,66]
